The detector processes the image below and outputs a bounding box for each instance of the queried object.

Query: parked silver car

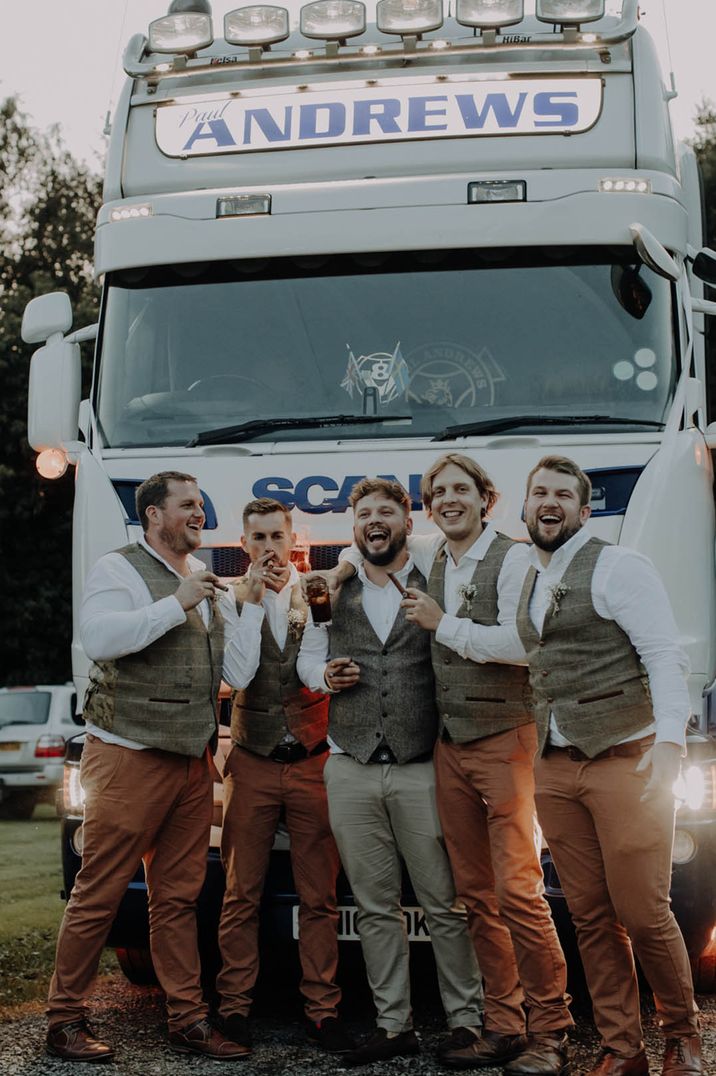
[0,685,78,818]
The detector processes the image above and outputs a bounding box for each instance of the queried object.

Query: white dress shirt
[297,557,415,753]
[80,536,261,749]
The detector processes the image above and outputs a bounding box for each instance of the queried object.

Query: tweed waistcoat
[83,543,223,757]
[327,568,438,763]
[231,597,328,756]
[516,537,653,758]
[428,533,533,742]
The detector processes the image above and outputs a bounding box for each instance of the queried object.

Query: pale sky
[1,0,714,169]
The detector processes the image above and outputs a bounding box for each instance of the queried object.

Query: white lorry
[22,0,716,987]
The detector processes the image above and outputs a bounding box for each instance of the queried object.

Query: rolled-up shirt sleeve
[434,543,529,665]
[297,622,331,693]
[79,554,186,662]
[598,551,690,748]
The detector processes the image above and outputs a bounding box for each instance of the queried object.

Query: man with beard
[216,498,351,1056]
[433,455,700,1076]
[297,477,483,1067]
[46,472,252,1062]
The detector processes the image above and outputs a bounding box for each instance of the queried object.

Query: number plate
[0,742,21,752]
[292,905,431,942]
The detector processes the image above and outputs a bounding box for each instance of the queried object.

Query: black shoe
[503,1032,571,1075]
[346,1027,420,1066]
[218,1012,252,1049]
[306,1016,356,1053]
[46,1019,115,1063]
[440,1027,527,1068]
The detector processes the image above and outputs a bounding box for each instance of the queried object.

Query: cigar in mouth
[386,571,409,598]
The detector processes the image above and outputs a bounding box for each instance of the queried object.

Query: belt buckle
[376,748,393,764]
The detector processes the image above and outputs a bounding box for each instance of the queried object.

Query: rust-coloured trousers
[434,725,572,1036]
[217,745,341,1022]
[48,735,213,1032]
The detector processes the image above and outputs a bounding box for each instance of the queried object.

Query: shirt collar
[444,521,496,568]
[527,525,591,574]
[357,554,414,590]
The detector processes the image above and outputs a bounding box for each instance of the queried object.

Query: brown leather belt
[545,734,654,763]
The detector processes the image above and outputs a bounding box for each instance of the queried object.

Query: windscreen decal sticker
[155,77,602,156]
[341,343,411,404]
[405,343,505,407]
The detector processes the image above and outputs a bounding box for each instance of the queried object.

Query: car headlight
[63,763,86,816]
[673,762,716,812]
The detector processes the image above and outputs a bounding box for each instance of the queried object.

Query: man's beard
[158,525,197,555]
[356,531,407,567]
[526,517,582,554]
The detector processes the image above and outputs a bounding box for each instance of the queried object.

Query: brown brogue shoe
[440,1027,527,1068]
[585,1049,650,1075]
[169,1017,251,1060]
[504,1031,571,1075]
[662,1035,703,1075]
[46,1019,115,1063]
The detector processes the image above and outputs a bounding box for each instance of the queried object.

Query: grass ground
[0,803,113,1013]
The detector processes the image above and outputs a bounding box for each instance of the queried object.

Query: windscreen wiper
[432,414,666,442]
[189,413,412,446]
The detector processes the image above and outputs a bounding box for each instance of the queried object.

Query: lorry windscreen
[96,246,676,448]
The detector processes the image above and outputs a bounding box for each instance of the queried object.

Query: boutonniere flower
[287,584,309,640]
[458,583,478,606]
[548,582,570,615]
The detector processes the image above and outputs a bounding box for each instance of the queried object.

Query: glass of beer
[306,577,332,624]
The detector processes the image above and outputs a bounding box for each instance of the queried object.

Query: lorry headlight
[536,0,604,25]
[377,0,444,36]
[456,0,523,29]
[300,0,367,40]
[148,12,214,54]
[671,829,696,865]
[673,763,716,812]
[224,6,290,46]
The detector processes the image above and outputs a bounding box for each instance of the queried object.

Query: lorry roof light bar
[600,178,651,194]
[216,194,272,217]
[109,203,153,222]
[456,0,524,31]
[224,6,290,46]
[300,1,367,41]
[536,0,605,26]
[376,0,443,36]
[148,11,213,54]
[468,180,526,203]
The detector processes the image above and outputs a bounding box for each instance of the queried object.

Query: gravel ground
[1,970,714,1076]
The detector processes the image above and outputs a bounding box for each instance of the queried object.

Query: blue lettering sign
[299,102,346,140]
[352,99,402,136]
[251,476,295,508]
[251,475,425,513]
[533,91,579,127]
[294,476,339,515]
[408,96,448,133]
[183,119,237,151]
[455,92,527,130]
[244,106,293,145]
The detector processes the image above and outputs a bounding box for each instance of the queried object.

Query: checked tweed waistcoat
[428,534,533,743]
[83,543,224,757]
[516,537,653,758]
[327,569,438,764]
[231,597,328,756]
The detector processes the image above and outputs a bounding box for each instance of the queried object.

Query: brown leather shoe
[46,1019,115,1063]
[585,1050,650,1075]
[662,1036,703,1075]
[503,1032,571,1075]
[169,1017,251,1060]
[440,1027,527,1068]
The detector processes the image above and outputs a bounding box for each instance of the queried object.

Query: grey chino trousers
[324,753,484,1032]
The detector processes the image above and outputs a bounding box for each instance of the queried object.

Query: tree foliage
[0,98,101,685]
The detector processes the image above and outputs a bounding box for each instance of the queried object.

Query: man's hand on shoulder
[637,741,682,804]
[401,589,443,632]
[176,571,227,611]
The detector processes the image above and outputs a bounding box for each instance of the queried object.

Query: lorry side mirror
[21,292,73,345]
[611,264,652,320]
[692,248,716,286]
[27,339,81,451]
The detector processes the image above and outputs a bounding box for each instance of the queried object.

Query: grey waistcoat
[428,534,533,743]
[326,569,438,764]
[83,543,223,757]
[231,599,328,756]
[515,537,653,758]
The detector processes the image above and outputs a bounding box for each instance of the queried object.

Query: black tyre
[115,947,157,985]
[0,791,39,820]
